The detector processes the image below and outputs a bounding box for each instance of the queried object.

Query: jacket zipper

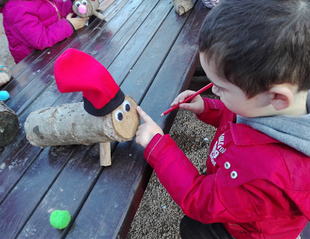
[47,0,61,20]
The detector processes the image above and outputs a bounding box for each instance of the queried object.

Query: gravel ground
[0,15,218,239]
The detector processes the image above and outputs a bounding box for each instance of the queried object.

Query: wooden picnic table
[0,0,210,238]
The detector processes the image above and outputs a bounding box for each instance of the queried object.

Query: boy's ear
[269,85,294,111]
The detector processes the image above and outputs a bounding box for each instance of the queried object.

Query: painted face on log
[73,0,97,18]
[112,95,139,140]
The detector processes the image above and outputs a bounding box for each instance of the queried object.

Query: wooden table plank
[65,1,209,238]
[0,88,85,238]
[0,84,82,202]
[83,0,159,68]
[66,141,149,238]
[16,144,104,238]
[69,0,143,53]
[0,144,77,238]
[140,0,209,130]
[120,2,194,103]
[107,0,173,85]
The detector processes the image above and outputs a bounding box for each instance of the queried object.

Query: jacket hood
[236,91,310,157]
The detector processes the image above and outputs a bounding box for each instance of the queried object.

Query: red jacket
[3,0,74,63]
[144,98,310,239]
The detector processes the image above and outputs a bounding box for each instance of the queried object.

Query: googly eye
[114,109,124,122]
[122,101,131,113]
[81,0,87,5]
[74,1,81,7]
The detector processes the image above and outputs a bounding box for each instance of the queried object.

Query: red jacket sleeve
[197,98,236,128]
[144,133,230,223]
[144,133,296,226]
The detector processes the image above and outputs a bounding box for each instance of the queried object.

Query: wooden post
[0,102,19,146]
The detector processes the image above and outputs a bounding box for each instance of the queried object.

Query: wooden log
[172,0,194,16]
[24,96,139,148]
[0,102,19,147]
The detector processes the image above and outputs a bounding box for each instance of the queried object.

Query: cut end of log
[0,102,19,146]
[112,95,140,140]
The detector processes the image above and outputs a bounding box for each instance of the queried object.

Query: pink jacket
[2,0,74,63]
[144,98,310,239]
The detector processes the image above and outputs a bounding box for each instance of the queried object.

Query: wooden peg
[99,142,111,166]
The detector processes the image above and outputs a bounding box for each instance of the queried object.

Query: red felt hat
[54,48,124,116]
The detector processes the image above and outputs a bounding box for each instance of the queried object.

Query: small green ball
[50,210,71,229]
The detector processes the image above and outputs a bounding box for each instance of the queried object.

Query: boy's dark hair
[0,0,9,8]
[198,0,310,98]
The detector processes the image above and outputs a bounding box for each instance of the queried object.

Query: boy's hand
[135,106,164,148]
[171,90,205,115]
[66,13,89,30]
[0,72,10,87]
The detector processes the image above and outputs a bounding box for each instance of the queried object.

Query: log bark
[0,102,19,146]
[24,96,139,148]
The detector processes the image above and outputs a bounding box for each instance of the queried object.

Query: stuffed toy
[72,0,115,20]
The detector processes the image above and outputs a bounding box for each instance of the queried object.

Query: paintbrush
[161,82,213,116]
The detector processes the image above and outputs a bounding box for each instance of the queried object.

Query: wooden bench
[301,222,310,239]
[0,0,210,238]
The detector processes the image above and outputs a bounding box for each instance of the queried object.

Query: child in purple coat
[1,0,88,63]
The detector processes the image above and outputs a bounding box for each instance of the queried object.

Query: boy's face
[199,53,270,117]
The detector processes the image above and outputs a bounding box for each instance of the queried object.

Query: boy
[135,0,310,238]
